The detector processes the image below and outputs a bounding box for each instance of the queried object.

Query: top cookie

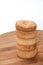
[16,20,37,32]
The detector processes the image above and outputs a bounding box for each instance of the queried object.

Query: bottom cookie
[16,49,37,59]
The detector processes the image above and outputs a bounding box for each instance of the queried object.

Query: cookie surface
[16,20,37,32]
[16,43,37,51]
[16,49,37,58]
[16,30,37,39]
[16,37,36,45]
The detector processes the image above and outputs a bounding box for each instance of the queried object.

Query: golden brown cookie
[16,37,36,45]
[16,43,37,51]
[16,20,37,32]
[16,49,37,58]
[16,30,37,39]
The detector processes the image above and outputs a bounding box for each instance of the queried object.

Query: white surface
[0,0,43,34]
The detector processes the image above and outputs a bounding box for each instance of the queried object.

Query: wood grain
[0,30,43,65]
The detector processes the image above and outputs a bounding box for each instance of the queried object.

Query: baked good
[16,37,36,45]
[16,43,36,51]
[16,49,37,58]
[16,20,37,32]
[16,30,37,39]
[16,20,37,59]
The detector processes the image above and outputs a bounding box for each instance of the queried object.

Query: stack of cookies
[16,20,37,59]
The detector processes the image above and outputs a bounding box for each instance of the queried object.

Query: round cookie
[16,37,36,45]
[16,30,37,39]
[16,43,37,51]
[16,20,37,32]
[16,49,37,58]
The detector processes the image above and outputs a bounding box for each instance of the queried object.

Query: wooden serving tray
[0,30,43,65]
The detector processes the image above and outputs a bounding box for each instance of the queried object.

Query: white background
[0,0,43,34]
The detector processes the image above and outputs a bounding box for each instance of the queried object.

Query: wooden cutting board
[0,30,43,65]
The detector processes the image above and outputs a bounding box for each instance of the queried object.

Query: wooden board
[0,30,43,65]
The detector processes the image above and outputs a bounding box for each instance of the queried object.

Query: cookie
[16,20,37,32]
[16,37,36,45]
[16,30,37,39]
[16,43,37,51]
[16,49,37,58]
